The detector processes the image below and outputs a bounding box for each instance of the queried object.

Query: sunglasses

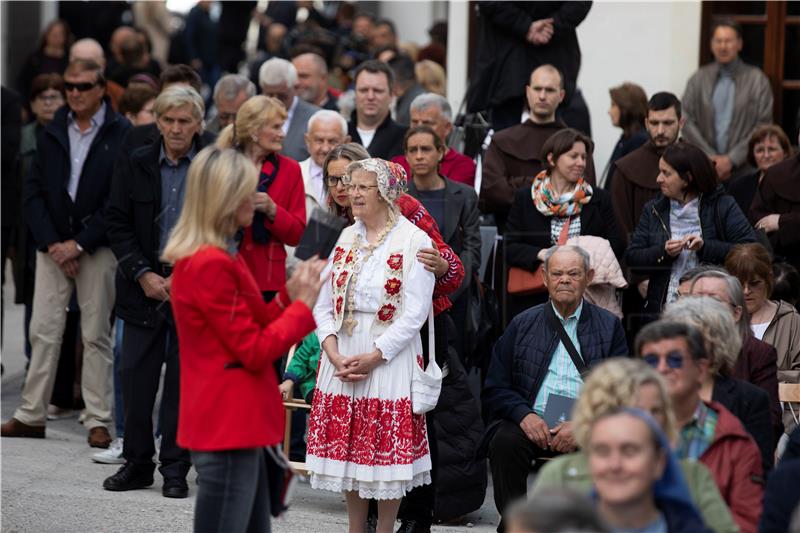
[64,81,99,93]
[642,350,685,369]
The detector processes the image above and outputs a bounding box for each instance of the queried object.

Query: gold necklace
[342,214,397,335]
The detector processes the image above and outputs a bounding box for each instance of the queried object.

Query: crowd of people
[1,2,800,533]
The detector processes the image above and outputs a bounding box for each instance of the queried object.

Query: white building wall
[577,1,702,180]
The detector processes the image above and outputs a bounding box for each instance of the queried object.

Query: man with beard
[608,92,684,336]
[608,92,685,244]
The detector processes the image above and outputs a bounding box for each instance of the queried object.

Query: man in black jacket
[348,60,406,160]
[483,245,627,532]
[103,86,209,499]
[2,60,130,447]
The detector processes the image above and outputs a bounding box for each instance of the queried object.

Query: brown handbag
[507,217,571,295]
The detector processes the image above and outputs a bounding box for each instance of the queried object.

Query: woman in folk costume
[306,158,436,533]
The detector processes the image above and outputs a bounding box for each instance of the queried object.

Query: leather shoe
[365,513,377,533]
[396,519,431,533]
[162,477,189,499]
[1,418,45,438]
[103,462,154,491]
[88,426,112,448]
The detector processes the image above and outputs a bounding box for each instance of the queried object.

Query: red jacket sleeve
[192,256,315,372]
[396,194,465,299]
[264,159,306,246]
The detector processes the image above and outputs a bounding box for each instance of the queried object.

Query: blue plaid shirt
[676,401,718,460]
[533,301,584,418]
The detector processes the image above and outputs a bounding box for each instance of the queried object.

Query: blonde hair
[215,95,287,150]
[161,147,258,264]
[662,296,742,377]
[573,358,676,449]
[415,60,446,96]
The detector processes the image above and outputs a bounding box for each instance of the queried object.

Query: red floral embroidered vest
[330,221,416,335]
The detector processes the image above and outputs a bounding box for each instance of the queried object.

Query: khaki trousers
[15,248,115,429]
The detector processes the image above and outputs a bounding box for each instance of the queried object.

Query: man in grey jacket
[259,58,320,161]
[681,19,773,182]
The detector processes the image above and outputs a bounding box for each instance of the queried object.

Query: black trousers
[488,420,557,533]
[121,313,190,480]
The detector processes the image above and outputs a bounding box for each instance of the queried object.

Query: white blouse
[313,217,435,361]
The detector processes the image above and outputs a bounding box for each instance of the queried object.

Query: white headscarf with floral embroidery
[345,158,408,205]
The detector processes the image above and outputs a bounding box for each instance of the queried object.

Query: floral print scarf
[531,170,593,217]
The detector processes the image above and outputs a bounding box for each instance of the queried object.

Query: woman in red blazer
[216,95,307,299]
[163,146,324,533]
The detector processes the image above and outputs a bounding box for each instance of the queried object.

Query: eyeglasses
[642,350,685,369]
[325,175,347,187]
[36,93,64,103]
[345,184,379,194]
[64,81,99,93]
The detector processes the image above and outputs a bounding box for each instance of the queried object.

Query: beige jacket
[762,299,800,432]
[567,235,628,318]
[681,58,773,169]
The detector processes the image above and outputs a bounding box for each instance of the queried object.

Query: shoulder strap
[545,302,588,378]
[557,216,572,245]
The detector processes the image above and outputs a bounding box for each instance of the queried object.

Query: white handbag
[411,309,442,415]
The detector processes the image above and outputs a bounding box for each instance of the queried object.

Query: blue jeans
[191,448,271,533]
[114,318,124,437]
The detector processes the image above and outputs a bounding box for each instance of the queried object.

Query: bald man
[292,52,339,111]
[480,64,596,230]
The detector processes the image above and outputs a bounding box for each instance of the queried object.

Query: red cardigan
[240,154,306,292]
[171,246,315,451]
[392,148,477,187]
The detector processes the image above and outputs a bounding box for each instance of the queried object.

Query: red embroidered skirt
[306,311,432,499]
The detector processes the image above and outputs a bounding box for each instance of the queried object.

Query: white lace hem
[309,471,432,500]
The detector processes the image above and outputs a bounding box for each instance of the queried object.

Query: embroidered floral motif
[333,246,345,264]
[336,271,349,288]
[387,253,403,271]
[416,354,424,369]
[384,277,402,296]
[377,304,397,322]
[335,296,343,315]
[307,392,429,466]
[345,250,354,264]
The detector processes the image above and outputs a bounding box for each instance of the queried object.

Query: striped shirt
[533,301,584,417]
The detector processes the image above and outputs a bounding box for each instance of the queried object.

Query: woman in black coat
[504,128,623,320]
[626,142,756,319]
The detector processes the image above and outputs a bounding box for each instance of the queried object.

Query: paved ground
[1,267,499,532]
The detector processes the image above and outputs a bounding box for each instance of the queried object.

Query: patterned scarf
[531,170,593,217]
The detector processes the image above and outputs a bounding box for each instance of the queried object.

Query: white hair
[213,74,256,102]
[307,110,348,137]
[153,85,205,124]
[543,245,592,273]
[409,92,452,123]
[259,58,298,88]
